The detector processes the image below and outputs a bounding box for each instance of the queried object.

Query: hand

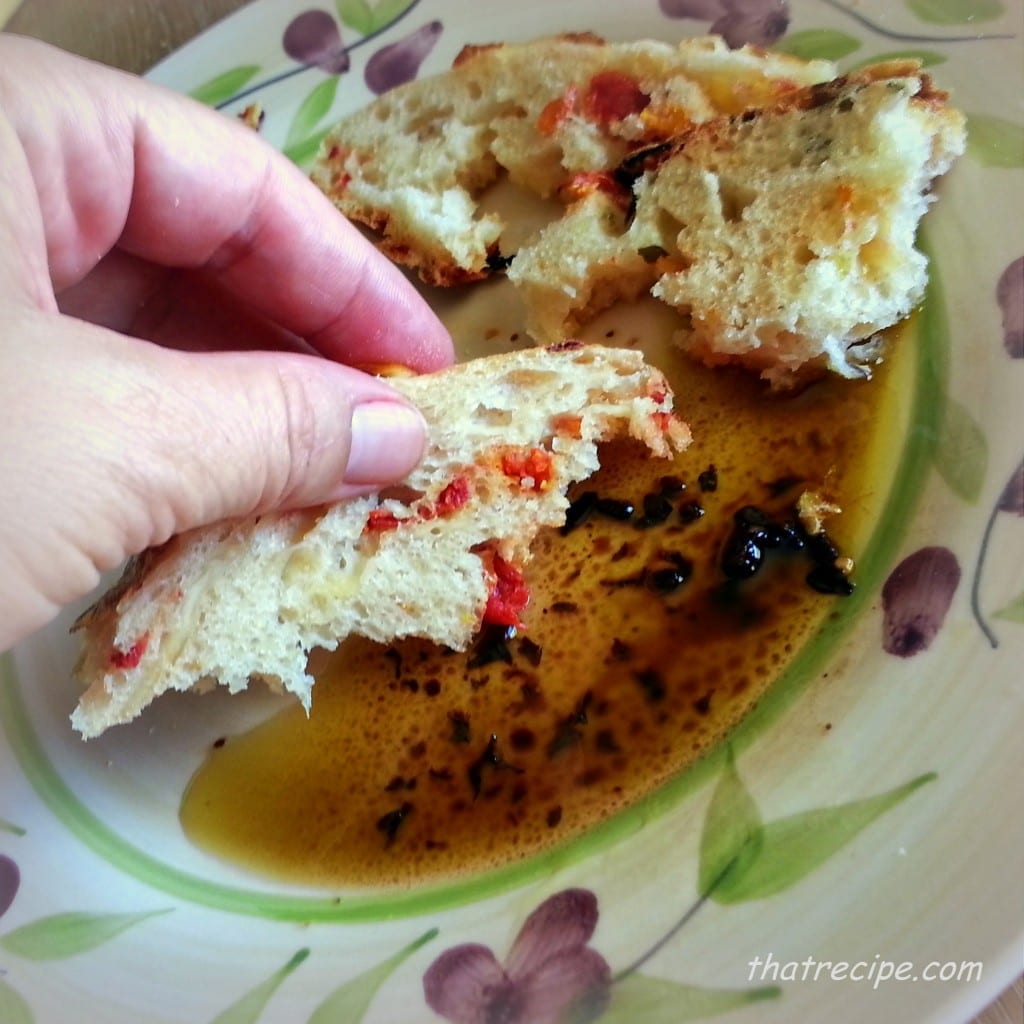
[0,36,454,651]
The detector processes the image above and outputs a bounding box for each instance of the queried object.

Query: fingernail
[344,400,427,486]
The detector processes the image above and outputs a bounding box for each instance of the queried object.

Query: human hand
[0,36,454,651]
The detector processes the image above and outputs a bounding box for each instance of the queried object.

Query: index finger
[0,35,454,372]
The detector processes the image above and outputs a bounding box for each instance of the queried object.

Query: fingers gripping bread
[311,34,835,285]
[71,344,689,738]
[510,63,967,385]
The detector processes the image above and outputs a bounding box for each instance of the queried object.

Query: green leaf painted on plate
[0,908,171,960]
[336,0,374,35]
[966,114,1024,169]
[846,49,947,72]
[189,65,262,106]
[905,0,1004,24]
[602,974,781,1023]
[712,774,937,904]
[993,592,1024,623]
[370,0,417,32]
[0,979,34,1024]
[934,397,989,503]
[0,816,26,836]
[284,127,334,168]
[308,928,438,1024]
[210,948,309,1024]
[285,77,341,152]
[697,746,763,899]
[777,29,861,61]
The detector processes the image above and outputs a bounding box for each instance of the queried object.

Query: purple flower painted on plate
[423,888,611,1024]
[283,9,350,74]
[365,21,443,95]
[881,547,961,657]
[996,256,1023,358]
[659,0,790,49]
[0,854,20,918]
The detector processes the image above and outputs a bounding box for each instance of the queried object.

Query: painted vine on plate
[971,455,1024,647]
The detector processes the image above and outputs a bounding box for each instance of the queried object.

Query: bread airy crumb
[71,344,688,738]
[314,37,965,386]
[510,64,967,385]
[312,33,834,285]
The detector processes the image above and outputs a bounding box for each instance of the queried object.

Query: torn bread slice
[508,63,966,386]
[70,343,689,738]
[311,34,834,285]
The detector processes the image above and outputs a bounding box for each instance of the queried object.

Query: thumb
[135,344,429,526]
[0,312,428,646]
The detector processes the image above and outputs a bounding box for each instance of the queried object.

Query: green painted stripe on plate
[0,249,948,922]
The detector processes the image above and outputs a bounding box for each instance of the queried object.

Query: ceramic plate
[2,1,1022,1021]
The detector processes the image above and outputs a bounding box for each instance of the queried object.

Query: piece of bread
[313,38,964,387]
[509,62,967,385]
[70,344,689,738]
[311,34,835,285]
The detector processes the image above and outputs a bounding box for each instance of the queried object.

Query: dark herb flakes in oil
[376,802,413,845]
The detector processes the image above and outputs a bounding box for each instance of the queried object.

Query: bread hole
[472,476,496,503]
[478,127,500,154]
[373,102,392,122]
[492,99,528,120]
[408,104,453,139]
[465,79,484,102]
[508,369,558,388]
[473,404,514,426]
[859,236,892,278]
[415,121,445,143]
[651,207,685,252]
[287,506,328,543]
[788,139,817,168]
[378,485,425,506]
[719,180,758,223]
[795,244,815,266]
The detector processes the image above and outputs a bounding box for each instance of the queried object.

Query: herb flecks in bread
[71,344,689,738]
[312,34,834,285]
